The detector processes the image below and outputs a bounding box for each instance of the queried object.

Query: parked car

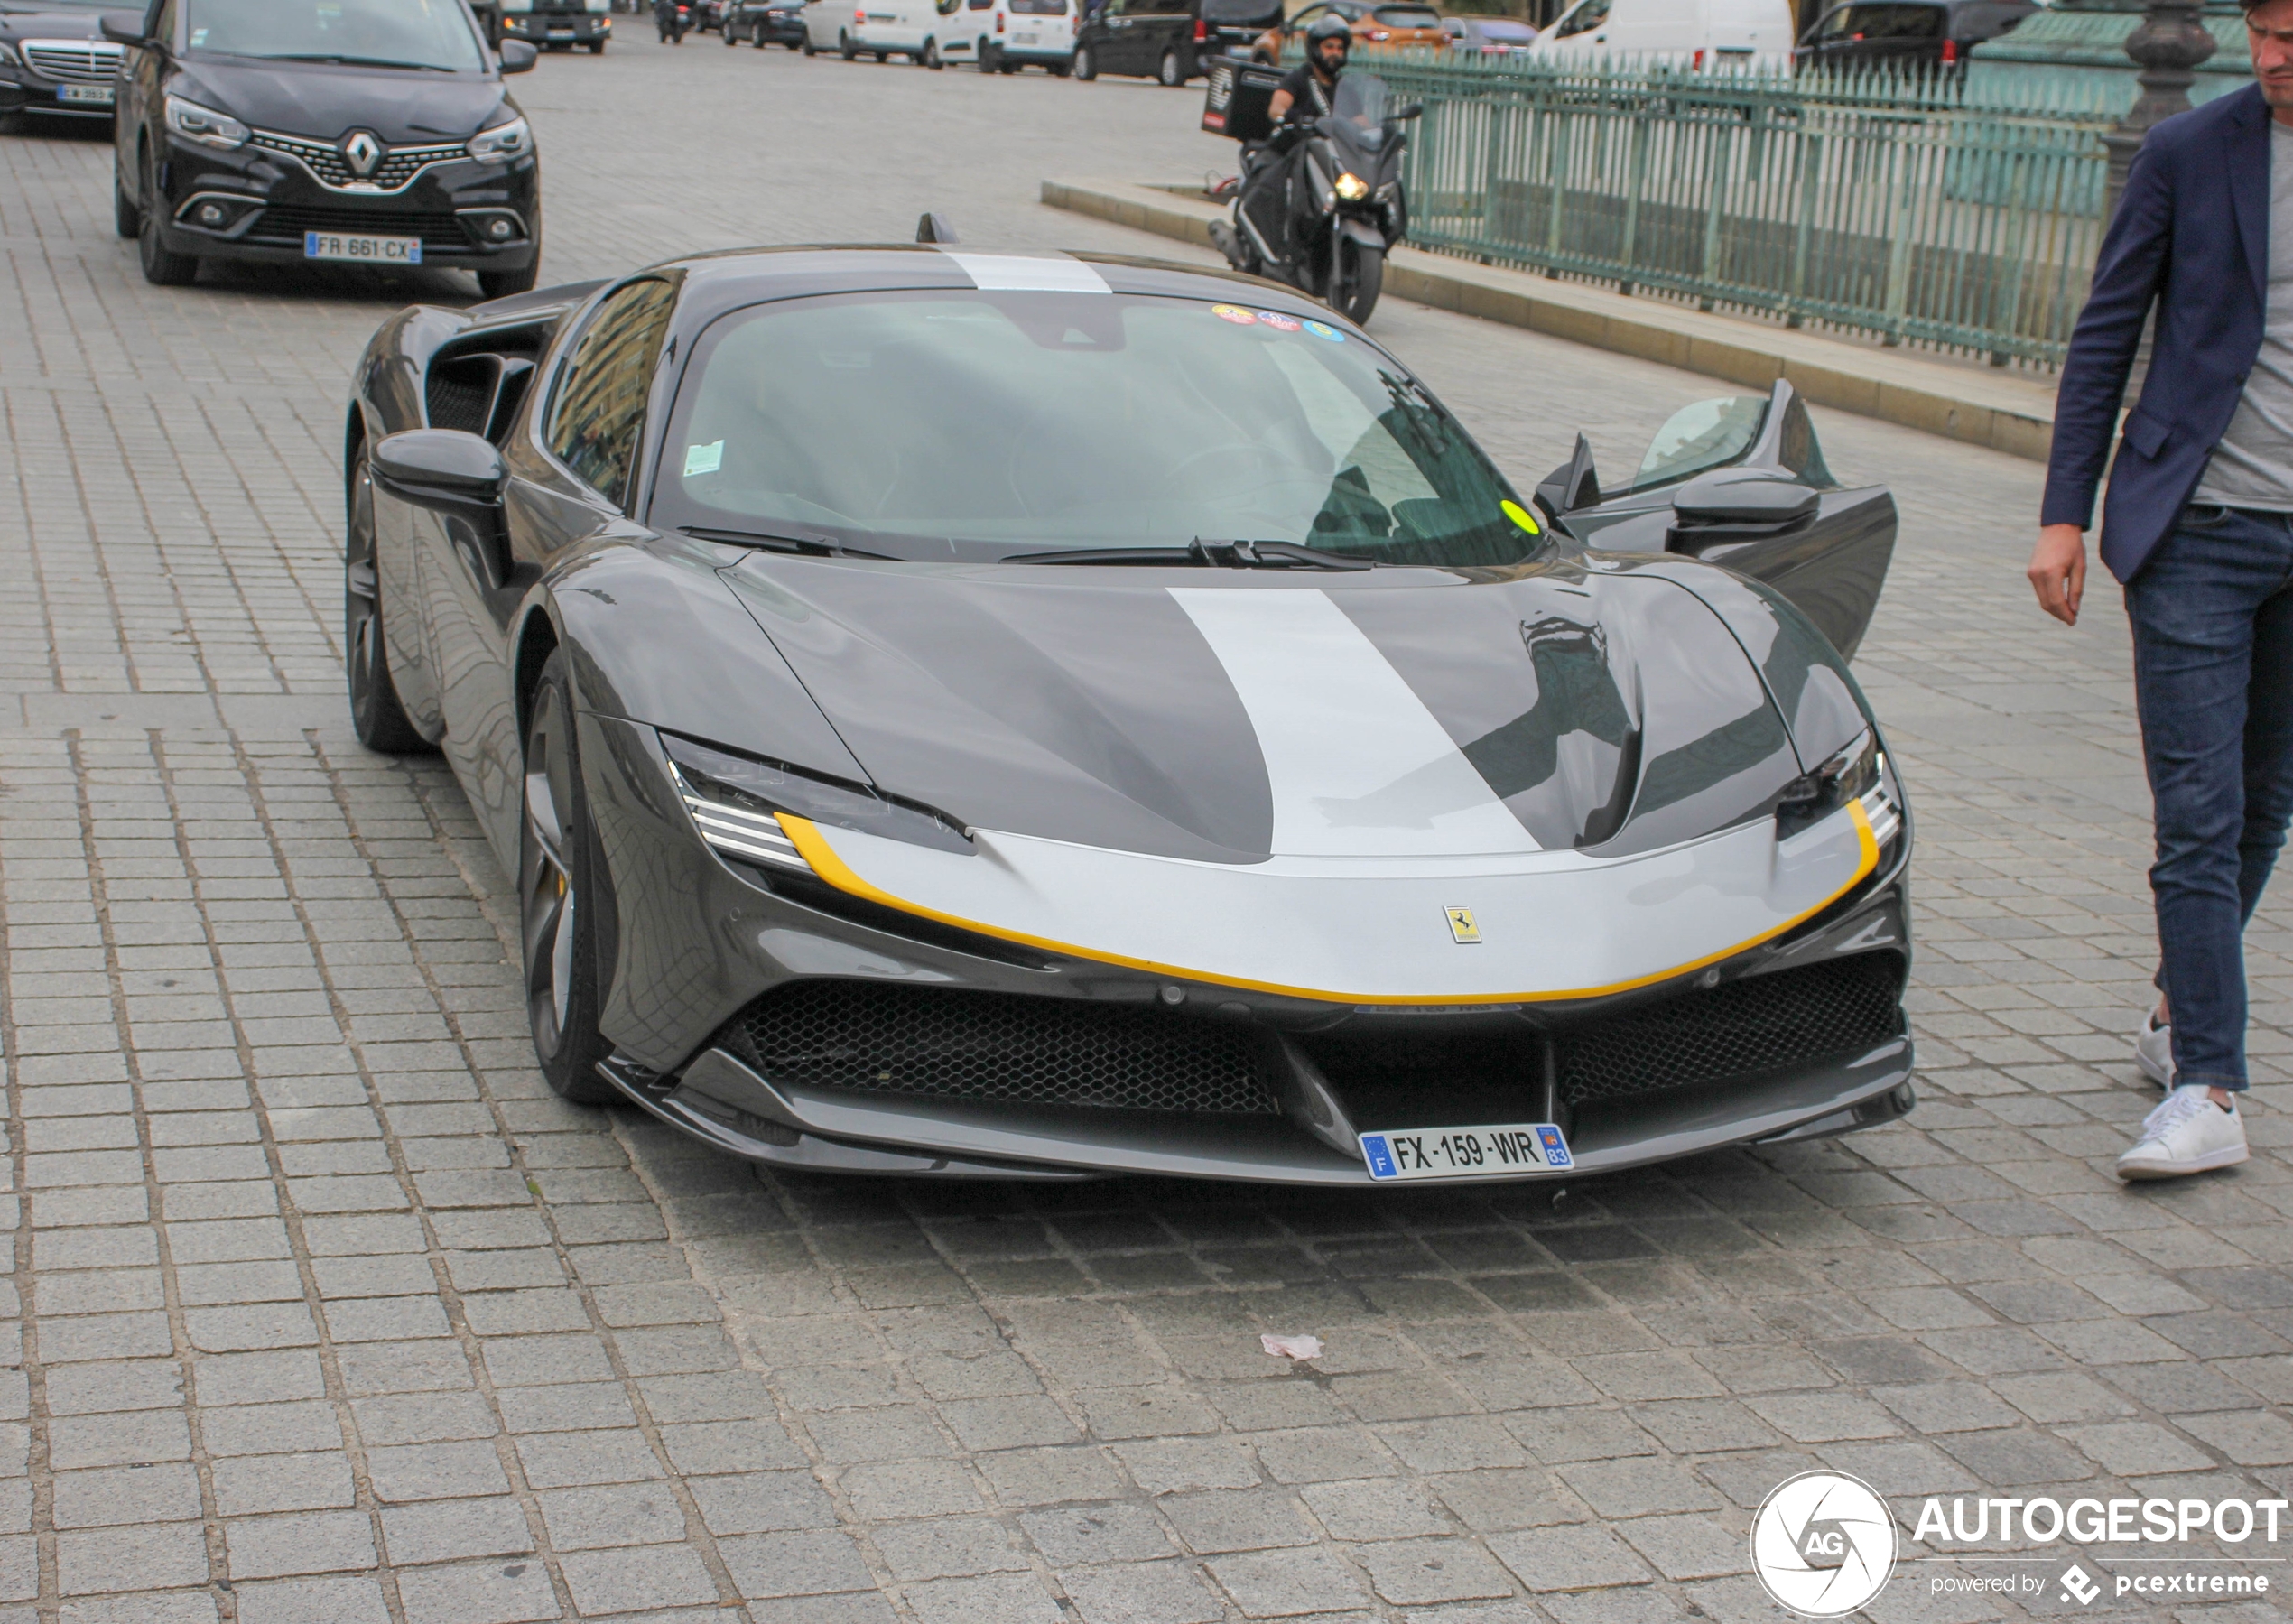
[1444,14,1537,51]
[0,0,121,133]
[106,0,542,295]
[1200,0,1281,58]
[340,245,1911,1187]
[728,0,808,42]
[926,0,998,67]
[1527,0,1793,63]
[1073,0,1199,82]
[497,0,613,51]
[1247,0,1449,63]
[802,0,935,59]
[1794,0,2032,70]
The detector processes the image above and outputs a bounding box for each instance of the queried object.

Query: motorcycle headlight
[164,95,249,151]
[465,116,533,163]
[1333,172,1369,201]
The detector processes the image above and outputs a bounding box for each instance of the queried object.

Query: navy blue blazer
[2043,84,2273,583]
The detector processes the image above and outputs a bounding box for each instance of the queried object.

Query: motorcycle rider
[1212,14,1351,274]
[656,0,689,41]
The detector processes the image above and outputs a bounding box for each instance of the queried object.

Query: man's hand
[2028,523,2088,626]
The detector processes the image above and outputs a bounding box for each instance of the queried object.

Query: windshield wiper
[681,525,896,561]
[264,53,450,70]
[1004,538,1372,570]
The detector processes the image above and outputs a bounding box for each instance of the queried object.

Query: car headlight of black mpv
[166,94,248,150]
[465,116,532,163]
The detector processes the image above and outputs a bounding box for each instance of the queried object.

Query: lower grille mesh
[1555,951,1905,1106]
[242,207,471,252]
[715,980,1279,1114]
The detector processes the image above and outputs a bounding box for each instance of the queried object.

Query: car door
[114,0,172,216]
[1094,0,1141,70]
[428,277,678,864]
[1539,381,1897,661]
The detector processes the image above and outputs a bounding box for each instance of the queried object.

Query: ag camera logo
[1751,1471,1898,1617]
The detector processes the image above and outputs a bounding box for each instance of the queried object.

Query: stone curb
[1042,177,2060,465]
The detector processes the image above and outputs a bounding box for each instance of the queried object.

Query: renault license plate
[303,231,422,265]
[58,84,114,104]
[1360,1123,1573,1182]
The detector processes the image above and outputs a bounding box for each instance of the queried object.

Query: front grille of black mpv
[713,980,1280,1115]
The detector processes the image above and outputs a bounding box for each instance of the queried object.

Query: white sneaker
[2115,1083,2249,1181]
[2134,1014,2174,1088]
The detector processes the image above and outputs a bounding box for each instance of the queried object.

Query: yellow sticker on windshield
[1501,499,1541,535]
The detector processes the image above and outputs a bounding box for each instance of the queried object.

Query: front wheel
[520,650,617,1105]
[1157,46,1182,84]
[114,171,141,239]
[587,36,606,49]
[344,449,430,756]
[752,21,768,42]
[802,32,816,51]
[838,29,856,56]
[1332,236,1384,326]
[1072,41,1094,77]
[136,153,199,286]
[723,20,738,41]
[478,259,541,299]
[924,37,942,64]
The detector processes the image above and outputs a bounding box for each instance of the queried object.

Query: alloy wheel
[521,681,580,1062]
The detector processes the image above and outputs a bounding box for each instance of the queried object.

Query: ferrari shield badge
[1444,906,1481,944]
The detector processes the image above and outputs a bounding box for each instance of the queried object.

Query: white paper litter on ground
[1260,1333,1323,1360]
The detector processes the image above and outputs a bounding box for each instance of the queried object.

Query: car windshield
[1630,395,1768,490]
[184,0,486,70]
[1472,18,1536,38]
[654,290,1541,568]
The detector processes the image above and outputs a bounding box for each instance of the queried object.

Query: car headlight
[661,732,971,880]
[1333,172,1369,201]
[1778,728,1898,844]
[465,116,533,162]
[165,94,249,151]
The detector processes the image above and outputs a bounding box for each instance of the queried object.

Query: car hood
[720,554,1861,866]
[172,59,507,144]
[0,12,104,34]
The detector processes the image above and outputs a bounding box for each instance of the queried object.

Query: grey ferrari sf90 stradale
[344,243,1913,1186]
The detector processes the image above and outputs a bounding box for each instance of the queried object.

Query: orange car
[1247,0,1449,60]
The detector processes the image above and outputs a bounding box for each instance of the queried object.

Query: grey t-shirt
[2194,122,2293,510]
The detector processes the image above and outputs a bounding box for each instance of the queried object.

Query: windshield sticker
[190,27,209,43]
[1500,499,1541,535]
[1257,311,1303,332]
[683,441,725,478]
[1211,304,1257,326]
[1303,319,1346,342]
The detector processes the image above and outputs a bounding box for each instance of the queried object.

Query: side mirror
[98,11,148,43]
[372,431,513,587]
[1533,432,1600,522]
[498,37,539,70]
[1395,100,1423,119]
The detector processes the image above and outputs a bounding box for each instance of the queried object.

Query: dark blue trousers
[2124,504,2293,1091]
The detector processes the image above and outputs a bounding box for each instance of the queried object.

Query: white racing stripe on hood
[1171,587,1541,857]
[940,251,1110,293]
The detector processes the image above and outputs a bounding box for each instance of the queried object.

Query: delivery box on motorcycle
[1201,56,1282,140]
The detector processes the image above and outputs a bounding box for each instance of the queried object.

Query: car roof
[641,246,1352,336]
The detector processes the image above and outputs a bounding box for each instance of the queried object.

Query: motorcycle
[1211,69,1417,326]
[656,0,692,39]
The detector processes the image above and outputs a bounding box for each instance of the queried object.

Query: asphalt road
[0,26,2288,1624]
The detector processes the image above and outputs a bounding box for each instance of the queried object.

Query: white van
[1527,0,1795,65]
[801,0,937,60]
[929,0,1075,68]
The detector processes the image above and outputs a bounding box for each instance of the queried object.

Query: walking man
[2027,0,2293,1179]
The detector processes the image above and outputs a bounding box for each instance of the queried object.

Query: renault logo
[1444,906,1481,944]
[341,131,383,178]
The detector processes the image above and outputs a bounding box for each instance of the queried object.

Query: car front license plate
[304,231,422,265]
[58,83,114,104]
[1360,1123,1573,1182]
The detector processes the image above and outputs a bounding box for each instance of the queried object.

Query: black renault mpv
[106,0,543,294]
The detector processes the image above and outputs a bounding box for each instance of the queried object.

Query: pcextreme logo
[1750,1471,1898,1618]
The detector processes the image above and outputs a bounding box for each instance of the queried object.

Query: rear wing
[1201,56,1283,141]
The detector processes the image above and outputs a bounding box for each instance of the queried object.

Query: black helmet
[1305,14,1351,55]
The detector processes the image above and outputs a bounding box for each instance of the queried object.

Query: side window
[1815,5,1852,35]
[547,279,678,512]
[1552,0,1609,36]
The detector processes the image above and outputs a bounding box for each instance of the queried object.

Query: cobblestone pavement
[2,29,2291,1624]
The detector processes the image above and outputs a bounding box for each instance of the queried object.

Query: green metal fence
[1364,55,2127,367]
